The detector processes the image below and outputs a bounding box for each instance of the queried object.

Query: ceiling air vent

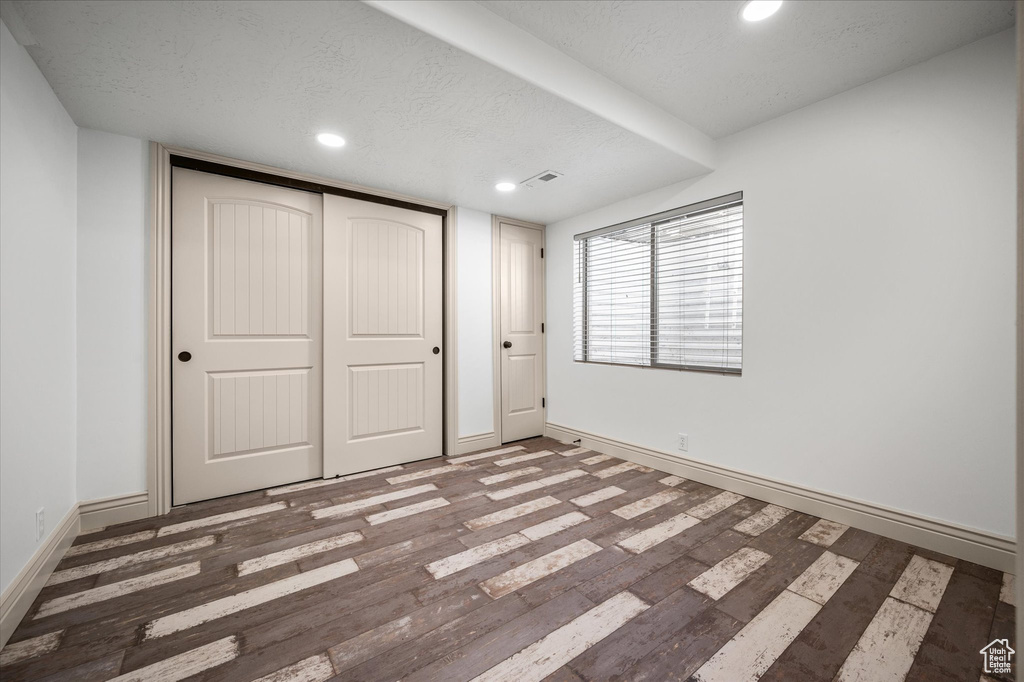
[521,170,563,190]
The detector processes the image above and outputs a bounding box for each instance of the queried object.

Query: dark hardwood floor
[0,437,1013,681]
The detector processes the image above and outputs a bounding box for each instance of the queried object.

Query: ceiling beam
[364,0,717,174]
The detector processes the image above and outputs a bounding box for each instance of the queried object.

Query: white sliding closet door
[172,169,323,504]
[323,195,444,476]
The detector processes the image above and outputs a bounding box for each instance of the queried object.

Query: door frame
[148,142,459,515]
[491,215,547,447]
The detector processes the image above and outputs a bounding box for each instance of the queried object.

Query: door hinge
[541,323,545,333]
[542,397,546,408]
[540,248,544,258]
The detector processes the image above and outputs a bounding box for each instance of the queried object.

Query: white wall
[76,129,149,502]
[0,20,79,594]
[456,206,495,437]
[546,30,1017,538]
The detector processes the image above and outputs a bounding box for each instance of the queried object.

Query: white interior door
[172,169,323,504]
[323,195,443,476]
[499,220,545,442]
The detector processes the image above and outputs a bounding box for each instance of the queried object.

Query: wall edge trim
[546,421,1014,572]
[79,492,150,532]
[0,503,79,648]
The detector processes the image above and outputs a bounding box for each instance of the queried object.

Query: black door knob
[432,347,440,355]
[178,351,192,362]
[503,341,512,349]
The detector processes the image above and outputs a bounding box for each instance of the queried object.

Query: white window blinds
[573,192,743,373]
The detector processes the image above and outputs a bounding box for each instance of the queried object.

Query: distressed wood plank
[311,484,438,519]
[487,470,588,501]
[611,490,682,520]
[479,540,603,599]
[495,450,556,466]
[143,559,359,639]
[156,502,287,536]
[733,504,790,536]
[36,562,201,619]
[479,467,543,485]
[799,519,849,547]
[889,555,955,612]
[365,497,449,525]
[464,496,562,531]
[570,486,625,507]
[237,532,363,576]
[834,597,934,682]
[113,636,239,681]
[688,548,772,600]
[471,591,648,682]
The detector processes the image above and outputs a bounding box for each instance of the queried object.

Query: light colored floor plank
[570,486,626,508]
[798,519,849,547]
[733,504,790,536]
[658,475,686,487]
[688,547,772,600]
[447,446,527,465]
[65,530,158,558]
[157,502,287,537]
[1000,572,1015,605]
[888,555,954,612]
[787,550,859,605]
[470,591,649,682]
[479,540,602,599]
[311,484,438,519]
[611,490,682,520]
[479,467,543,485]
[37,562,201,619]
[385,465,473,485]
[486,470,587,501]
[366,497,450,525]
[521,512,590,541]
[426,534,532,579]
[687,492,744,520]
[252,653,334,682]
[617,512,701,554]
[111,635,239,682]
[834,597,934,682]
[237,532,364,576]
[559,447,590,457]
[464,496,561,531]
[143,559,359,639]
[495,451,555,467]
[693,589,821,682]
[47,535,216,585]
[692,550,861,682]
[591,462,651,479]
[0,630,64,666]
[581,455,612,465]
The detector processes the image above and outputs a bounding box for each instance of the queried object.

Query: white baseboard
[79,492,150,532]
[546,422,1015,573]
[0,503,80,648]
[453,431,500,456]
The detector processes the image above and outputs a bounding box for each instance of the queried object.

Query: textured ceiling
[480,0,1016,138]
[6,0,694,224]
[5,0,1015,223]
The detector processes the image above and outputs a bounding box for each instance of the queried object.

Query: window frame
[574,191,744,376]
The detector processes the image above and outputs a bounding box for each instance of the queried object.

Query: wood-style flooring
[0,437,1014,681]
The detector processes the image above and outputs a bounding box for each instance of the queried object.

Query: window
[573,192,743,373]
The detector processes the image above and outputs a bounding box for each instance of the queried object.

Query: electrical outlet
[36,508,45,541]
[677,433,689,452]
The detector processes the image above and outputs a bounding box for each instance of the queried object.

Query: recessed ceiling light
[316,132,346,147]
[741,0,782,21]
[495,182,516,192]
